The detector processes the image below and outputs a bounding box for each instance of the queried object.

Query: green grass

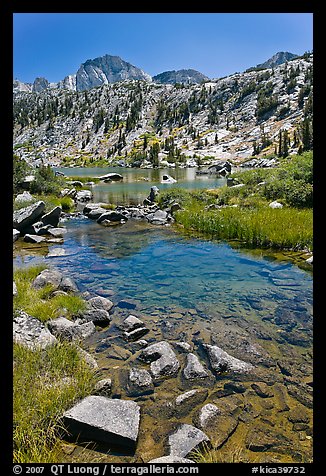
[176,206,313,251]
[190,442,254,463]
[158,152,313,252]
[13,265,87,322]
[13,194,75,213]
[13,341,97,463]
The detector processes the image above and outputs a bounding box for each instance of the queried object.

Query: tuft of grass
[190,442,254,463]
[13,265,86,322]
[13,341,97,463]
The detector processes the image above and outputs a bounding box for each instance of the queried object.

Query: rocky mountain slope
[247,51,299,71]
[152,69,209,85]
[13,52,313,168]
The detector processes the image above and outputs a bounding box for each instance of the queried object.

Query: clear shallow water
[14,218,313,332]
[14,217,313,462]
[54,166,227,205]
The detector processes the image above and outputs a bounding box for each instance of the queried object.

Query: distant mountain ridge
[152,69,209,84]
[14,50,300,93]
[247,51,299,72]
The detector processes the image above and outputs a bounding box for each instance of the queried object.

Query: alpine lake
[13,167,313,463]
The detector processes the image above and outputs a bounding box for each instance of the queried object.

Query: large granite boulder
[13,310,57,350]
[63,396,140,450]
[139,341,180,379]
[40,206,62,227]
[13,201,45,231]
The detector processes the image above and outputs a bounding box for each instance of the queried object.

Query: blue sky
[13,13,313,83]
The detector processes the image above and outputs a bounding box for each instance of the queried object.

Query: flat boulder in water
[63,396,140,450]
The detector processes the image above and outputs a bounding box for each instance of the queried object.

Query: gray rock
[97,211,128,224]
[148,456,196,463]
[195,404,222,429]
[13,281,18,296]
[47,317,96,341]
[80,309,111,326]
[124,327,149,342]
[175,342,192,353]
[13,310,57,350]
[76,347,98,369]
[13,201,45,231]
[99,173,123,181]
[40,206,62,227]
[15,191,34,204]
[47,247,66,257]
[183,353,210,379]
[147,209,170,225]
[75,190,92,202]
[127,367,154,397]
[87,296,114,312]
[48,227,67,237]
[139,341,180,379]
[118,315,144,332]
[205,344,254,374]
[175,389,208,418]
[87,208,108,220]
[32,268,62,289]
[23,234,46,244]
[269,200,283,209]
[306,255,313,265]
[13,229,20,242]
[63,396,140,449]
[60,276,79,293]
[83,203,108,215]
[93,378,112,396]
[208,161,232,173]
[168,424,210,458]
[32,268,78,293]
[251,382,274,398]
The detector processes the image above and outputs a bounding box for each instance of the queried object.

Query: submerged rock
[204,344,254,374]
[148,456,195,463]
[183,353,210,380]
[93,378,112,397]
[63,396,140,450]
[168,424,210,458]
[127,367,154,397]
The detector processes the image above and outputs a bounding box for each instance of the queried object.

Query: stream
[13,167,313,463]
